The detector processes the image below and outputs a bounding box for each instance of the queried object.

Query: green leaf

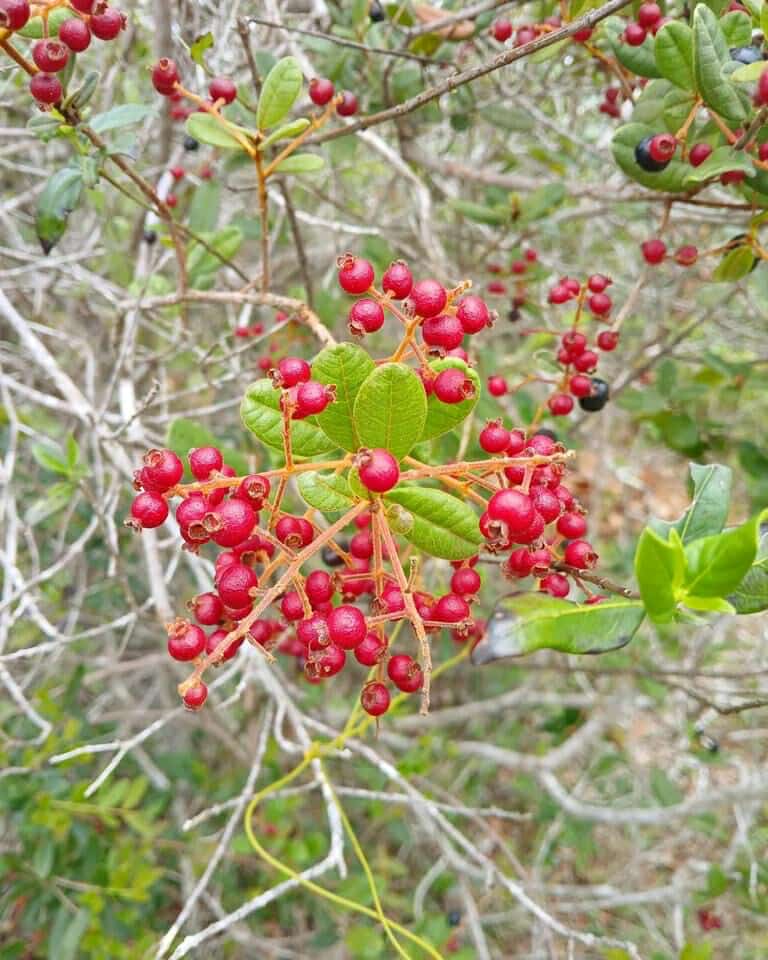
[683,145,753,185]
[612,123,691,192]
[712,244,756,281]
[450,199,509,225]
[258,118,311,151]
[185,113,251,151]
[720,11,752,46]
[188,226,243,286]
[36,166,83,254]
[297,472,356,513]
[241,379,336,459]
[52,909,90,960]
[384,487,481,560]
[606,21,662,78]
[692,5,749,124]
[32,442,69,475]
[353,363,427,460]
[471,594,645,664]
[257,56,303,130]
[650,766,684,805]
[731,59,767,82]
[635,527,685,623]
[680,942,713,960]
[89,104,153,134]
[18,7,71,37]
[187,178,221,233]
[273,153,325,175]
[727,527,768,613]
[649,462,733,544]
[662,88,698,131]
[421,358,480,442]
[682,513,762,597]
[312,343,376,452]
[190,31,214,67]
[655,21,695,89]
[517,182,566,223]
[683,594,736,613]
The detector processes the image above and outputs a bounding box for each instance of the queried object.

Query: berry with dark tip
[578,378,610,412]
[635,135,670,172]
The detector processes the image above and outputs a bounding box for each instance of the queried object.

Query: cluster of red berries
[309,76,358,117]
[622,2,668,45]
[491,14,593,45]
[151,58,237,115]
[0,0,125,105]
[640,237,699,267]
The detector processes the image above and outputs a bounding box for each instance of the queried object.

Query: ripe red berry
[479,420,511,453]
[210,498,255,548]
[58,16,92,51]
[275,515,314,548]
[357,447,399,493]
[410,279,447,318]
[349,298,385,335]
[540,573,570,598]
[587,292,612,316]
[548,285,571,304]
[422,313,464,350]
[327,604,367,649]
[641,239,667,264]
[381,260,413,299]
[235,474,270,508]
[649,133,677,164]
[487,375,507,397]
[294,380,334,417]
[450,567,481,596]
[361,681,390,716]
[434,367,476,404]
[217,563,258,609]
[350,530,373,560]
[0,0,30,29]
[492,17,513,41]
[531,487,561,523]
[637,1,662,26]
[563,539,598,569]
[561,330,587,357]
[309,77,334,105]
[152,57,180,95]
[688,143,713,167]
[596,330,619,351]
[573,350,598,373]
[189,446,223,480]
[141,448,183,492]
[129,491,168,529]
[759,143,768,162]
[209,76,236,104]
[557,511,588,538]
[206,628,243,661]
[183,682,208,710]
[192,592,224,626]
[338,254,374,294]
[548,393,574,416]
[487,280,507,295]
[305,570,334,606]
[587,273,611,293]
[89,5,125,40]
[387,653,423,692]
[675,245,698,266]
[572,26,593,41]
[277,356,311,387]
[337,91,358,116]
[29,73,62,104]
[720,170,746,185]
[167,622,206,661]
[757,69,768,106]
[506,429,526,455]
[488,489,535,532]
[355,631,386,666]
[309,644,346,679]
[624,23,647,45]
[32,39,70,73]
[280,590,304,621]
[456,295,491,334]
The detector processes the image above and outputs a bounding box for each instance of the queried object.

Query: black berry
[183,135,199,151]
[634,136,669,172]
[369,0,385,21]
[578,378,610,412]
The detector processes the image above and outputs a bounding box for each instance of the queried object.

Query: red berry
[309,77,334,105]
[720,170,746,185]
[587,273,611,293]
[548,393,574,416]
[358,448,399,493]
[759,143,768,162]
[0,0,30,29]
[170,165,185,180]
[294,380,334,417]
[569,374,593,397]
[349,298,385,335]
[531,487,561,523]
[587,292,612,316]
[387,653,423,693]
[305,570,335,606]
[338,254,374,294]
[492,17,513,41]
[280,590,304,621]
[450,567,481,596]
[479,420,511,453]
[434,367,476,404]
[540,573,570,597]
[506,429,526,455]
[310,644,347,679]
[141,448,183,492]
[596,330,619,351]
[235,474,270,508]
[29,74,62,104]
[572,27,593,41]
[410,279,447,318]
[757,69,768,106]
[361,681,390,716]
[487,375,507,397]
[548,285,571,304]
[355,631,386,666]
[277,355,311,387]
[649,133,677,163]
[152,57,180,95]
[337,91,358,116]
[641,239,667,264]
[557,511,588,538]
[561,330,587,357]
[511,259,527,274]
[456,295,491,334]
[89,5,125,40]
[210,499,255,547]
[563,539,598,569]
[209,76,236,104]
[422,313,464,350]
[176,495,208,539]
[688,143,713,167]
[275,515,314,548]
[675,245,698,266]
[573,350,598,373]
[624,23,647,45]
[206,628,243,661]
[637,1,662,26]
[32,38,70,72]
[488,489,535,533]
[350,530,373,560]
[487,280,507,295]
[167,622,206,661]
[189,446,223,480]
[130,491,168,529]
[183,682,208,710]
[192,592,223,626]
[382,260,413,299]
[217,563,258,609]
[327,604,367,649]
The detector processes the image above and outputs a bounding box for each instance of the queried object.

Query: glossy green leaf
[36,166,83,254]
[720,11,752,46]
[728,527,768,613]
[297,472,356,513]
[273,153,325,175]
[241,379,336,459]
[471,594,645,664]
[692,5,749,124]
[313,343,376,452]
[612,123,691,192]
[712,244,756,281]
[258,118,311,151]
[649,462,733,544]
[353,363,427,460]
[635,527,685,623]
[90,104,153,134]
[185,112,251,150]
[682,513,762,597]
[655,22,695,89]
[683,145,753,185]
[257,56,303,130]
[421,358,480,441]
[384,487,481,560]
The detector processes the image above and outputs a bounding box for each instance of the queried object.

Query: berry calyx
[387,653,424,692]
[309,77,335,105]
[361,681,390,716]
[338,254,374,294]
[357,448,400,493]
